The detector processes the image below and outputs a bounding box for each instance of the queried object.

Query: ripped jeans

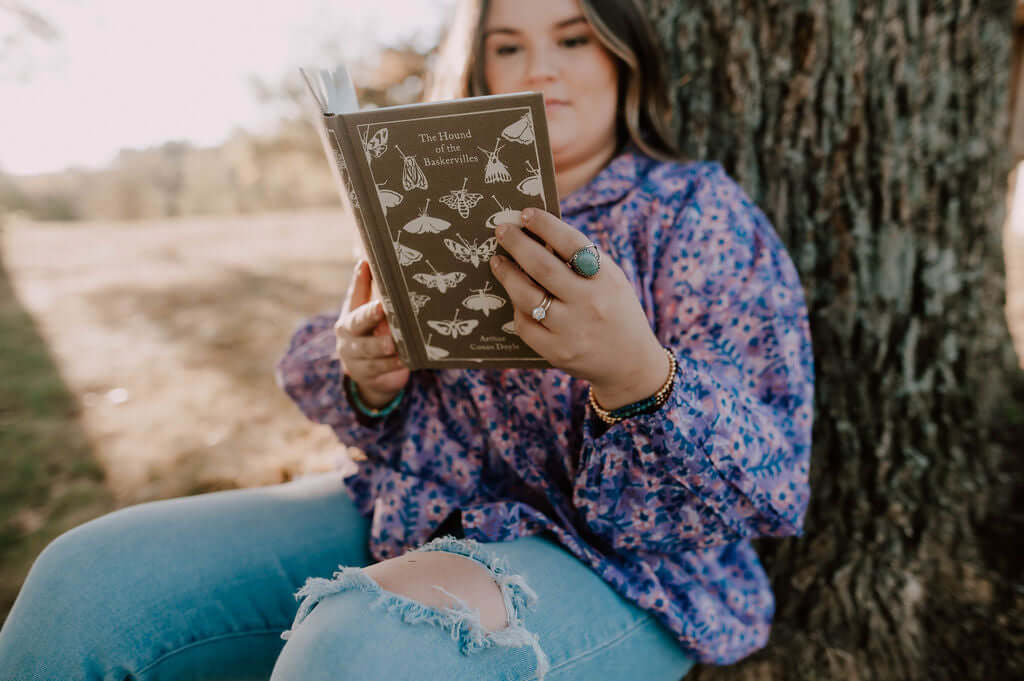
[0,470,696,681]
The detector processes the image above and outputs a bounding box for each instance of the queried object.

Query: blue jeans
[0,470,696,681]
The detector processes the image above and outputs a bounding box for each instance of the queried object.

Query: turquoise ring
[567,244,601,278]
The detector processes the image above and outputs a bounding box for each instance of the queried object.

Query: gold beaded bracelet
[588,346,677,425]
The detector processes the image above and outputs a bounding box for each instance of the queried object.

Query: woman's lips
[545,100,569,109]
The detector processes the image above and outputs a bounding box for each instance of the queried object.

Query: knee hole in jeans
[280,535,550,680]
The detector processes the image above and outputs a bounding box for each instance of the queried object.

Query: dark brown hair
[424,0,681,161]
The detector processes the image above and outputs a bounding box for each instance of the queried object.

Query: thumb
[343,260,372,314]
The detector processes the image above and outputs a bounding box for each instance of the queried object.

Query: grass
[0,252,115,621]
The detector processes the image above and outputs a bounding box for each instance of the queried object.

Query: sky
[1,0,455,176]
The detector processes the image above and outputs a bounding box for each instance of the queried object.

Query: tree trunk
[643,1,1023,679]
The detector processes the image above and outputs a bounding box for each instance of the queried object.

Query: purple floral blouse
[275,142,814,666]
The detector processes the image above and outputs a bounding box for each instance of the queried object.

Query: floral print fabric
[275,143,814,665]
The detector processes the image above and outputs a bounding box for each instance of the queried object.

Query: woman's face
[482,0,619,172]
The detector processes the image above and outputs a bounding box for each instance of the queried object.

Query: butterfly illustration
[412,259,466,293]
[395,145,428,191]
[517,160,543,197]
[462,281,506,317]
[444,234,498,269]
[393,232,422,266]
[440,177,485,219]
[484,195,522,230]
[424,334,450,360]
[410,292,431,315]
[477,139,511,184]
[501,112,535,144]
[359,127,389,166]
[376,179,403,215]
[402,199,451,234]
[426,309,479,339]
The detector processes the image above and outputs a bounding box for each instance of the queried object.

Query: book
[300,65,559,369]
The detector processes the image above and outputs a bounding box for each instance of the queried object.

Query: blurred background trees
[1,43,431,222]
[0,1,60,82]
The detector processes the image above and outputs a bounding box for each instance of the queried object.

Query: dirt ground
[2,209,364,506]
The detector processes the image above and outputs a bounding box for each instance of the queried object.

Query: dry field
[4,207,1023,510]
[3,209,364,506]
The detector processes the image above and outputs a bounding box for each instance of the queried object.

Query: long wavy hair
[424,0,681,162]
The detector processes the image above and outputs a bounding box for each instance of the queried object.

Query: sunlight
[0,0,453,176]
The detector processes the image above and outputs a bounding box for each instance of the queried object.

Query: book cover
[301,66,559,369]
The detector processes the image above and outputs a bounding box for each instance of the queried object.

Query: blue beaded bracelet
[589,346,677,424]
[346,376,405,419]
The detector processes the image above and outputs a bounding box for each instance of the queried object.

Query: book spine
[319,114,416,369]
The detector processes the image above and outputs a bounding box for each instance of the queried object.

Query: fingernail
[495,224,507,239]
[521,207,534,223]
[490,255,501,270]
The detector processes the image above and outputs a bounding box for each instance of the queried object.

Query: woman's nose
[523,47,558,84]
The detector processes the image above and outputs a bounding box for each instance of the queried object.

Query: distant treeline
[1,47,429,223]
[2,121,337,222]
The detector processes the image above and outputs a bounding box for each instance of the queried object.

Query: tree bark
[643,1,1023,679]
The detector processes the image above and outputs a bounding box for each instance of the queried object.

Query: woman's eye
[560,35,590,48]
[494,44,520,56]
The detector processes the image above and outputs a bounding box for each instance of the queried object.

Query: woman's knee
[272,535,550,680]
[0,508,144,665]
[23,509,131,599]
[363,549,509,630]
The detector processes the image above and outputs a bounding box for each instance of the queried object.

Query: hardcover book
[300,65,559,369]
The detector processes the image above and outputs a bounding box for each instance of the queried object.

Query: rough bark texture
[642,2,1023,680]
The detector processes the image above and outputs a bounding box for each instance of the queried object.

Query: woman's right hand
[334,259,410,409]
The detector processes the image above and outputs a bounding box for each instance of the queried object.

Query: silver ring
[567,243,601,278]
[531,293,552,322]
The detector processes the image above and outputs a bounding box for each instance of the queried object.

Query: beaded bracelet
[346,375,406,419]
[588,346,677,425]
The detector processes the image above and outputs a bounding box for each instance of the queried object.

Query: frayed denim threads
[281,535,550,680]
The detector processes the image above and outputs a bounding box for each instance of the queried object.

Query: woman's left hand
[489,207,671,410]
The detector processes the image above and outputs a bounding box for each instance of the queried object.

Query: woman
[276,0,813,676]
[0,1,812,679]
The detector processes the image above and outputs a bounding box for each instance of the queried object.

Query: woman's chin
[550,146,574,174]
[548,130,578,161]
[549,137,597,169]
[546,114,574,143]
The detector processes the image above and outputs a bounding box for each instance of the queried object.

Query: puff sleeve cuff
[573,164,814,556]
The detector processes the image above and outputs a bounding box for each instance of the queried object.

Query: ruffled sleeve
[274,311,414,458]
[274,311,483,556]
[573,164,814,555]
